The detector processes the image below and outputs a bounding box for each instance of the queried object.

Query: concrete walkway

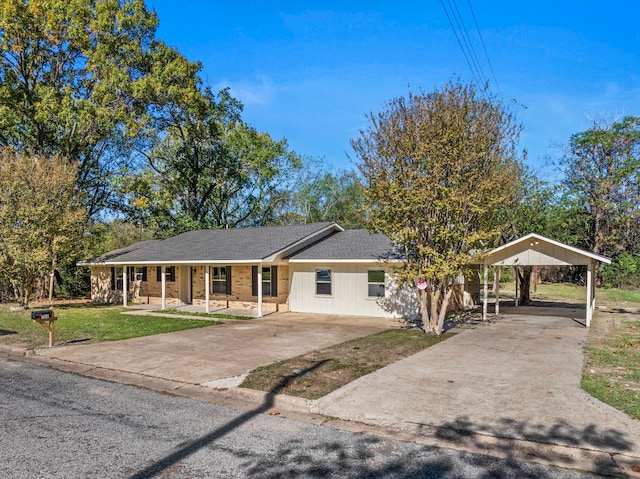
[312,312,640,460]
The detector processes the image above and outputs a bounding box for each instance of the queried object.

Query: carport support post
[586,260,595,327]
[204,265,210,314]
[122,267,127,307]
[494,266,500,316]
[161,266,167,310]
[482,263,488,321]
[257,265,263,318]
[514,266,519,307]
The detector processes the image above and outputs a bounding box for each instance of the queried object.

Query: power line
[466,0,502,97]
[440,0,502,97]
[439,0,482,86]
[449,0,486,82]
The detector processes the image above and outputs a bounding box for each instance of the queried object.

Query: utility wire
[440,0,502,98]
[466,0,502,97]
[440,0,481,86]
[449,0,486,83]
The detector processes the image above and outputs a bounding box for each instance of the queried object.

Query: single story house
[81,224,611,324]
[80,222,428,318]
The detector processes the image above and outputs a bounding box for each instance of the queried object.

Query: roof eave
[483,233,611,265]
[289,258,403,264]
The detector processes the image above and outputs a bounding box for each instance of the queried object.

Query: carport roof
[482,233,611,266]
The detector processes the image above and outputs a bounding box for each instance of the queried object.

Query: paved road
[0,358,597,479]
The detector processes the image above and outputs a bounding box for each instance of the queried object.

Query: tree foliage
[277,158,365,228]
[493,165,559,304]
[560,116,640,257]
[117,88,300,233]
[0,149,87,306]
[0,0,201,217]
[353,82,522,334]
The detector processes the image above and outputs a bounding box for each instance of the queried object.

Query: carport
[480,233,611,327]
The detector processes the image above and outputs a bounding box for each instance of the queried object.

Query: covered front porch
[118,263,289,318]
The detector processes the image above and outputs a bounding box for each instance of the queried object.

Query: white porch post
[494,266,500,316]
[205,265,210,314]
[257,265,263,318]
[586,261,594,327]
[161,266,167,310]
[122,267,128,307]
[514,266,519,307]
[482,263,488,321]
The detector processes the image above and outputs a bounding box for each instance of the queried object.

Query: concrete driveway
[313,311,640,458]
[36,312,396,385]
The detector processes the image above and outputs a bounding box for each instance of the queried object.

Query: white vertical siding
[289,263,419,319]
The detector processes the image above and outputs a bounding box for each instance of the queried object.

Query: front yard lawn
[240,328,454,400]
[0,303,217,349]
[582,310,640,420]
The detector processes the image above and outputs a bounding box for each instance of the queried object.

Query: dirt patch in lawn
[240,328,455,400]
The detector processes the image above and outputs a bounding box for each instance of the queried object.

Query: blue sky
[147,1,640,179]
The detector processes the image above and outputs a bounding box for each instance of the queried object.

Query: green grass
[582,315,640,420]
[582,375,640,420]
[159,309,253,320]
[598,288,640,305]
[499,281,640,307]
[0,305,217,349]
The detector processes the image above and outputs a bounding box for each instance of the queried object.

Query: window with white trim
[156,266,175,282]
[367,270,385,297]
[212,267,227,295]
[112,267,124,291]
[261,267,272,296]
[135,266,147,282]
[316,269,332,295]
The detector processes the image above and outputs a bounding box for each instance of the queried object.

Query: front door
[178,265,192,304]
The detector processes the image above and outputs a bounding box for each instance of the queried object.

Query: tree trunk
[435,287,454,335]
[420,289,428,331]
[517,266,533,305]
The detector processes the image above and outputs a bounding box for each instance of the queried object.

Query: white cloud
[214,74,274,106]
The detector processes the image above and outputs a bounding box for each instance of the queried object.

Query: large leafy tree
[119,88,300,232]
[560,116,640,257]
[353,82,522,335]
[494,165,558,304]
[0,0,201,217]
[0,149,87,307]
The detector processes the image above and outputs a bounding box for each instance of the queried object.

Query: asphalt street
[0,358,599,479]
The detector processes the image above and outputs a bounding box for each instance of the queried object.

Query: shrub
[601,253,640,289]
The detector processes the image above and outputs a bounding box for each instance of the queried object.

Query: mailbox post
[31,308,56,347]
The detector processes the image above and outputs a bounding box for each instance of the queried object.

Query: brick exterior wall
[90,265,289,311]
[90,266,121,303]
[190,265,289,311]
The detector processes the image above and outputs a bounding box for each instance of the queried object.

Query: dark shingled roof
[79,240,163,265]
[289,229,399,261]
[82,222,340,264]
